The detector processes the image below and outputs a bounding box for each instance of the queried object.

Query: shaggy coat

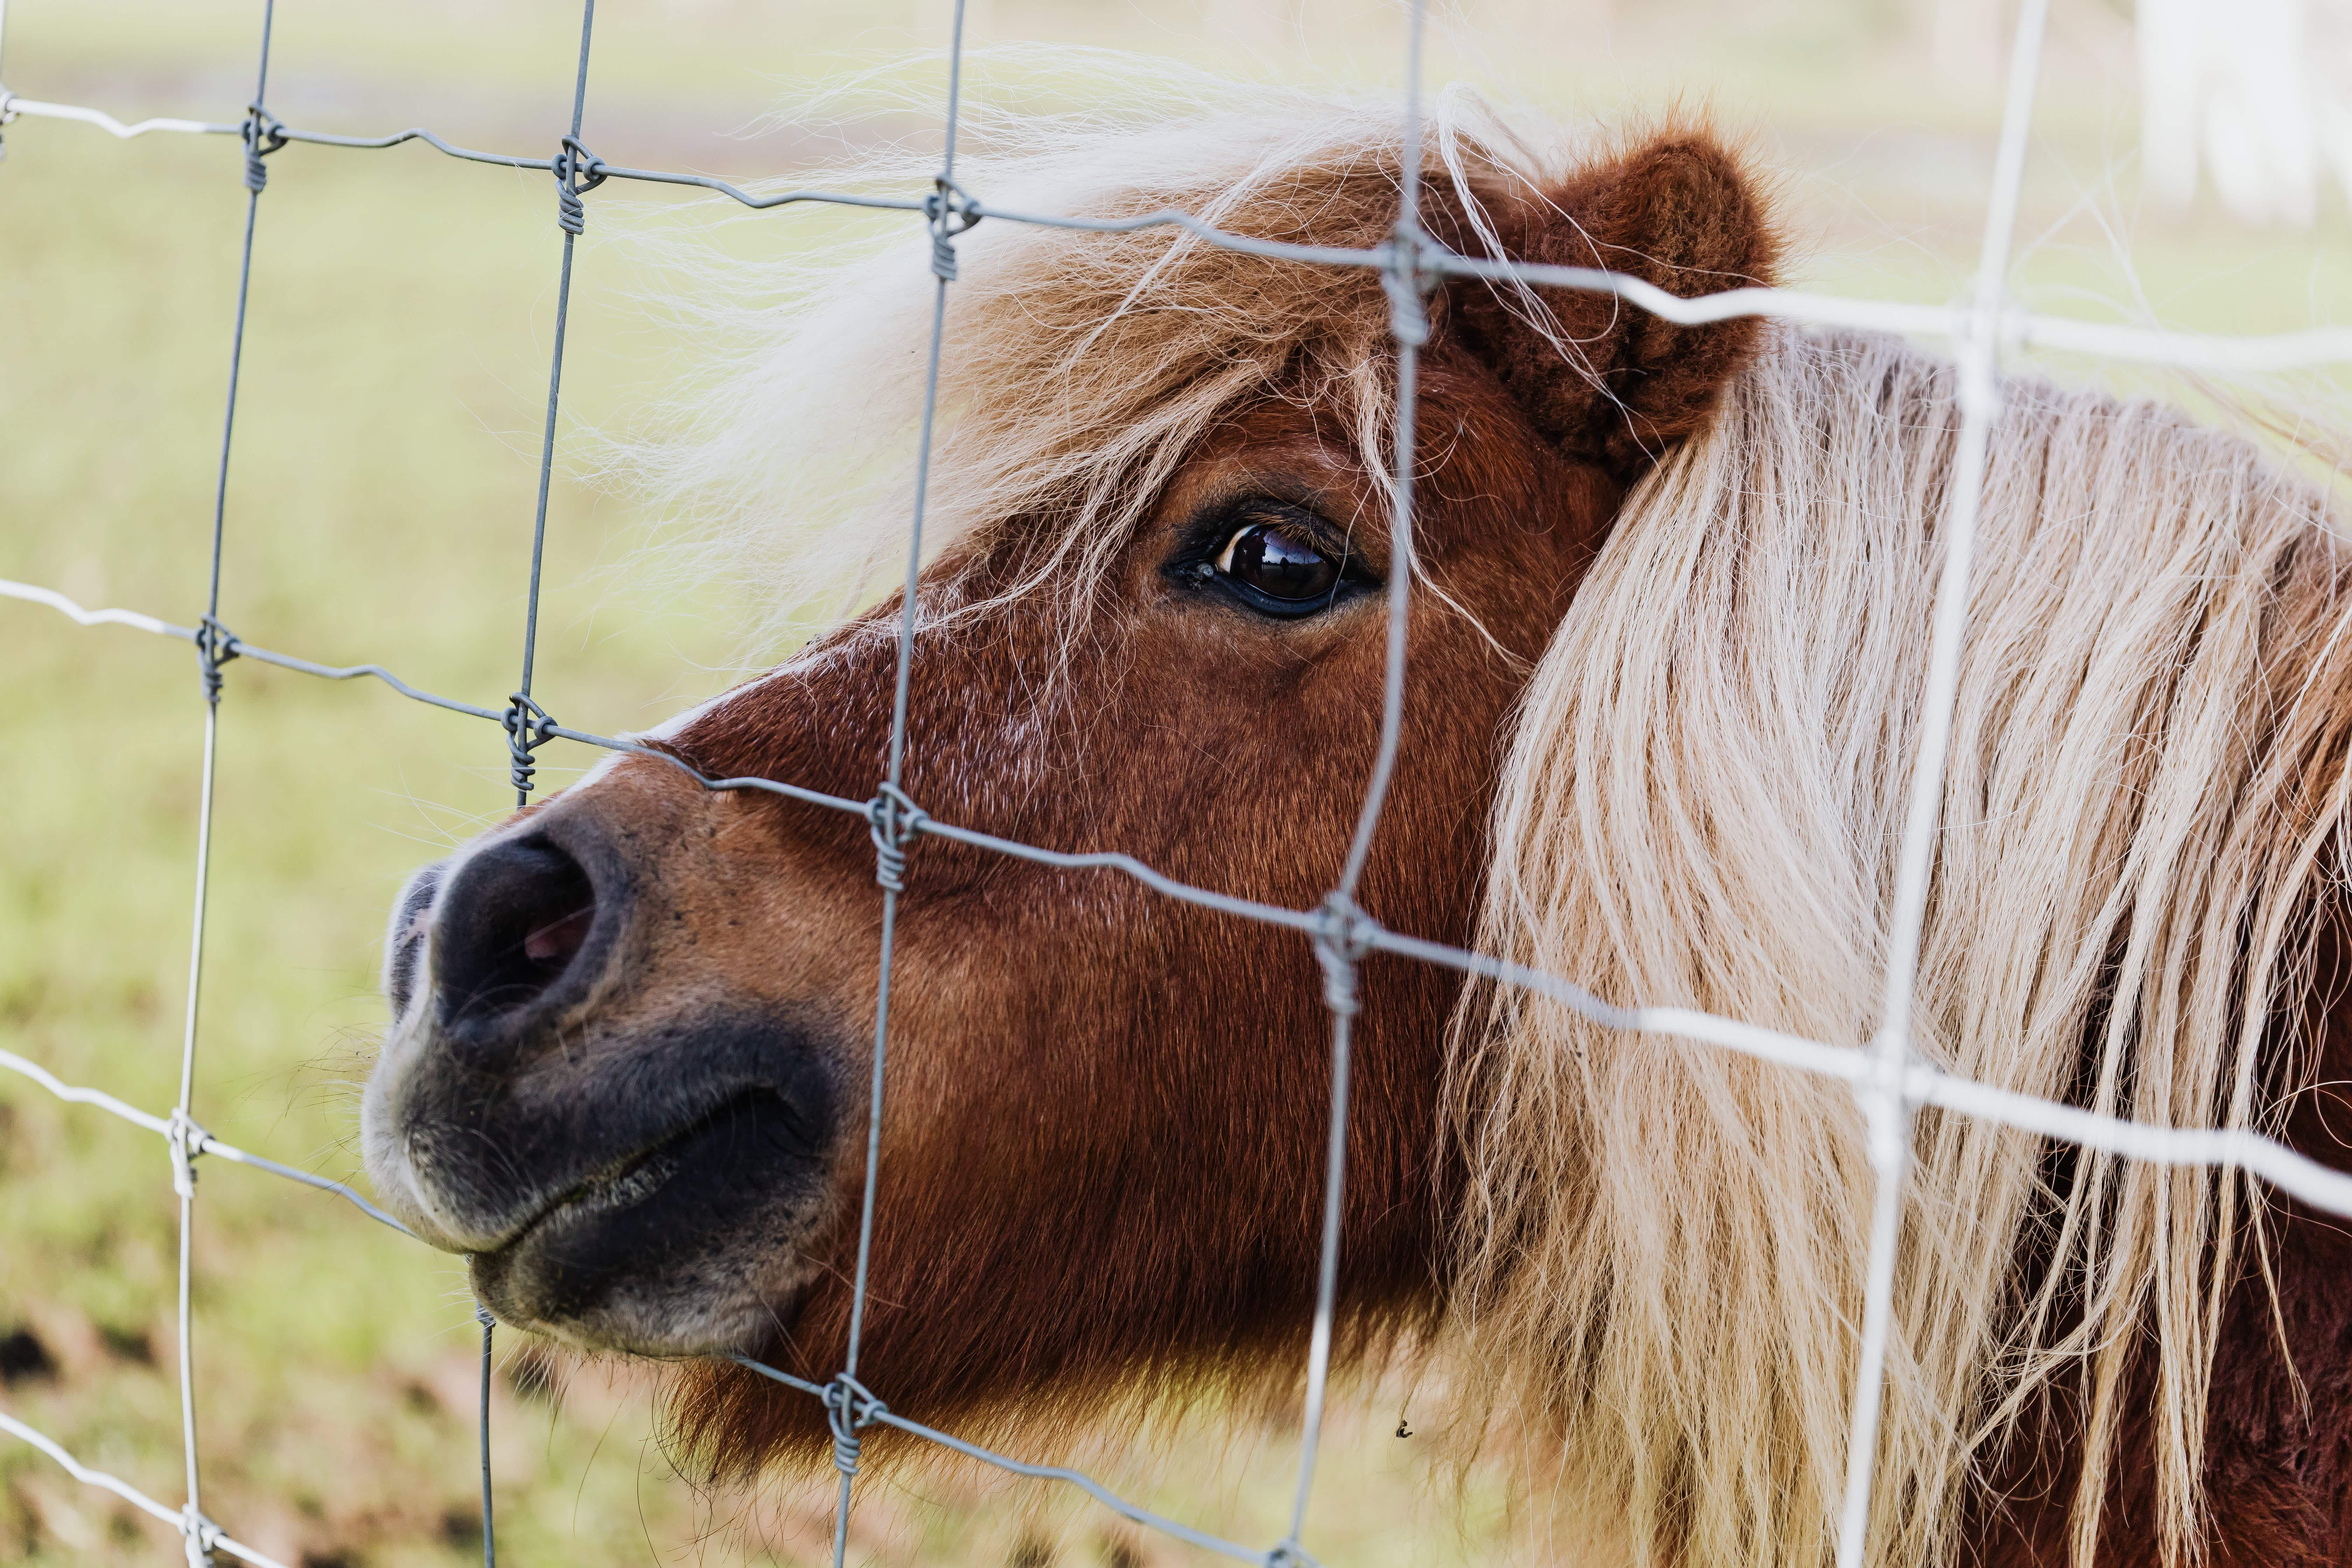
[360,73,2352,1568]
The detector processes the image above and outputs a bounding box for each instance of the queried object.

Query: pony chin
[472,1262,806,1363]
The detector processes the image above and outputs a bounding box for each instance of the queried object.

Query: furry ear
[1431,131,1780,480]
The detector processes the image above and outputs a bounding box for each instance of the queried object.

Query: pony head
[358,67,2352,1568]
[360,85,1777,1458]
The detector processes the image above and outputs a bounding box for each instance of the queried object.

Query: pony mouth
[470,1087,833,1347]
[514,1090,788,1237]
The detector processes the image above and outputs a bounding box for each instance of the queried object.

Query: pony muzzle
[362,789,849,1355]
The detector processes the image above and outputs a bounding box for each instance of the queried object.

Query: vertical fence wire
[472,7,606,1559]
[170,713,218,1568]
[1332,9,1429,906]
[168,4,279,1561]
[10,2,2352,1565]
[170,714,218,1568]
[476,1307,498,1568]
[1830,3,2051,1565]
[827,7,972,1566]
[506,0,600,808]
[1284,3,1433,1556]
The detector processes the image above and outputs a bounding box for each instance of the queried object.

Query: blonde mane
[1452,325,2352,1568]
[615,63,2352,1566]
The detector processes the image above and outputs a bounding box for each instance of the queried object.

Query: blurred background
[3,0,2350,1563]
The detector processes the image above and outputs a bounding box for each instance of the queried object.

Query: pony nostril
[524,906,594,966]
[433,834,603,1038]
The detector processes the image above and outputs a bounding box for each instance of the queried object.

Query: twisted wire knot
[1380,220,1434,348]
[503,693,557,798]
[166,1110,210,1200]
[180,1502,221,1567]
[553,135,608,236]
[821,1372,887,1476]
[1263,1540,1320,1568]
[194,614,240,705]
[1854,1041,1916,1177]
[241,103,287,194]
[1311,892,1379,1017]
[865,782,929,892]
[475,1304,497,1331]
[923,177,982,281]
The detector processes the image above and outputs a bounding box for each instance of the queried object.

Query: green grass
[0,113,736,1567]
[4,2,2352,1564]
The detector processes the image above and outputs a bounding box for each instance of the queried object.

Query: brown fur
[363,114,2352,1565]
[1428,135,1781,478]
[660,373,1614,1465]
[1969,925,2352,1567]
[644,132,1782,1466]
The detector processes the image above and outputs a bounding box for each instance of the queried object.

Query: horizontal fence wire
[11,575,2352,1222]
[14,86,2352,372]
[0,1042,412,1232]
[7,2,2352,1564]
[0,1409,290,1568]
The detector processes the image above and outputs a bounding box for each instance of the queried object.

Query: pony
[357,71,2352,1568]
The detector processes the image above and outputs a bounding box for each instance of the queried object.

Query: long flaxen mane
[1453,326,2352,1568]
[617,61,2352,1568]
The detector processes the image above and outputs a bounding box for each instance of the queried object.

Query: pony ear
[1433,131,1780,480]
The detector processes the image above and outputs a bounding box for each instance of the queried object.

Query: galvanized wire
[0,1409,292,1568]
[154,1,278,1558]
[824,5,972,1562]
[1829,5,2051,1560]
[477,1307,498,1568]
[507,0,600,810]
[9,1,2352,1564]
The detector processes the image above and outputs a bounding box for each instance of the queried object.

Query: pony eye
[1215,523,1341,608]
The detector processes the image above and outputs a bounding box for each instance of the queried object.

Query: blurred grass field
[5,1,2352,1563]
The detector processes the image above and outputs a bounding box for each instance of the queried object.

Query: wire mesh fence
[6,1,2352,1565]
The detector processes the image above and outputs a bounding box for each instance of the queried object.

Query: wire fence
[6,2,2352,1566]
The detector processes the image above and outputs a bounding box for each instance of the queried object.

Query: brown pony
[359,79,2352,1568]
